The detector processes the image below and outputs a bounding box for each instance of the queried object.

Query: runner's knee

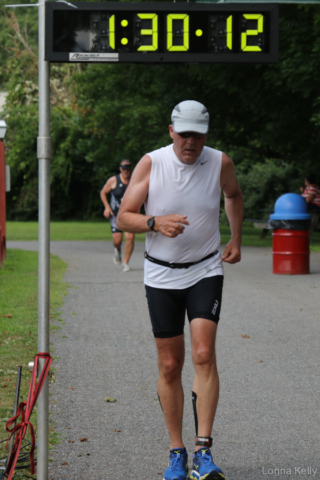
[112,233,122,249]
[192,346,216,368]
[113,240,122,249]
[159,355,183,383]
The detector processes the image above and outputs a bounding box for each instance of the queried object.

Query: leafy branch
[3,10,37,59]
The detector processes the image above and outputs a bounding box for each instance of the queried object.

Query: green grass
[0,249,68,474]
[224,225,320,252]
[6,221,320,251]
[6,221,146,242]
[221,225,272,248]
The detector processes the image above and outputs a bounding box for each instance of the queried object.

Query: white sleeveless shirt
[144,144,224,289]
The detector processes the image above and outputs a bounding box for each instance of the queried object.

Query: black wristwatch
[147,216,156,232]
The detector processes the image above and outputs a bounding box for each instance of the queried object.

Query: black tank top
[110,174,128,216]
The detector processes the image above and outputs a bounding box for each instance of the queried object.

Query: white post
[37,0,51,477]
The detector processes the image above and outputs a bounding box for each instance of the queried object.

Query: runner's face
[169,125,207,165]
[120,163,132,180]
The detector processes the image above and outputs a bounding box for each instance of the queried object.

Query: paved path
[7,241,320,480]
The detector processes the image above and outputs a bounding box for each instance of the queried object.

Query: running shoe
[113,248,121,265]
[163,447,188,480]
[122,263,131,272]
[190,448,224,480]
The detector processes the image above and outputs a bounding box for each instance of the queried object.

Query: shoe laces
[198,448,214,465]
[170,449,186,469]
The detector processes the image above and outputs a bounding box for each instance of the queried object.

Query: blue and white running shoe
[163,447,188,480]
[190,448,225,480]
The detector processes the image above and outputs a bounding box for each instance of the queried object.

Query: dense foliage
[1,3,320,220]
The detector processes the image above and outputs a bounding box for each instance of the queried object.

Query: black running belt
[144,250,219,269]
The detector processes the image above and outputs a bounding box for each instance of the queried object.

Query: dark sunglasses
[178,132,206,139]
[120,164,131,170]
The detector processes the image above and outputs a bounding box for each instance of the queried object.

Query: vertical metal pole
[37,0,52,477]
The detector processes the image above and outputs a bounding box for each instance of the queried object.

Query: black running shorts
[110,214,122,234]
[145,275,224,338]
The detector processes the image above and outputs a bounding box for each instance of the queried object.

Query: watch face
[147,217,155,230]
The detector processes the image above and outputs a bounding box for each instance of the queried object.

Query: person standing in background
[301,174,320,212]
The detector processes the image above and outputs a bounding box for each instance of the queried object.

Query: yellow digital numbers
[241,14,264,52]
[167,14,189,51]
[137,13,158,51]
[117,11,265,54]
[109,15,115,50]
[226,15,232,51]
[133,12,265,54]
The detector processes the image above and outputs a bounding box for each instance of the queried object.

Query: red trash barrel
[272,229,310,275]
[270,193,311,275]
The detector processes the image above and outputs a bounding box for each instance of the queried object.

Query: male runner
[117,101,243,480]
[100,160,134,272]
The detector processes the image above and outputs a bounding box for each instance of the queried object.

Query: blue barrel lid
[270,193,311,220]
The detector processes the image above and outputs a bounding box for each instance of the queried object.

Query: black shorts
[110,214,122,234]
[307,203,320,212]
[145,275,224,338]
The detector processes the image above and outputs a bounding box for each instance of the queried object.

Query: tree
[3,4,320,220]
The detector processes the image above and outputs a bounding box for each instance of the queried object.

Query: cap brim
[173,121,208,135]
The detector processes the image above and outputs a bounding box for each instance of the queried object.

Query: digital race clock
[45,2,279,64]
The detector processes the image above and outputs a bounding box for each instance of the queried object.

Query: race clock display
[45,2,279,64]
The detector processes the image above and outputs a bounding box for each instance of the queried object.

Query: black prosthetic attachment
[157,392,163,412]
[196,436,213,448]
[192,391,198,435]
[192,391,213,448]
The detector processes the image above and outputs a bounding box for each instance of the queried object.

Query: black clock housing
[45,2,279,64]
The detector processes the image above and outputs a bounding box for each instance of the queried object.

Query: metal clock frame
[45,1,279,64]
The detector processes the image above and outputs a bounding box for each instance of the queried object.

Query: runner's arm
[220,153,243,264]
[100,177,116,218]
[117,155,189,236]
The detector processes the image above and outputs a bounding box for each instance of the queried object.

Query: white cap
[171,100,209,134]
